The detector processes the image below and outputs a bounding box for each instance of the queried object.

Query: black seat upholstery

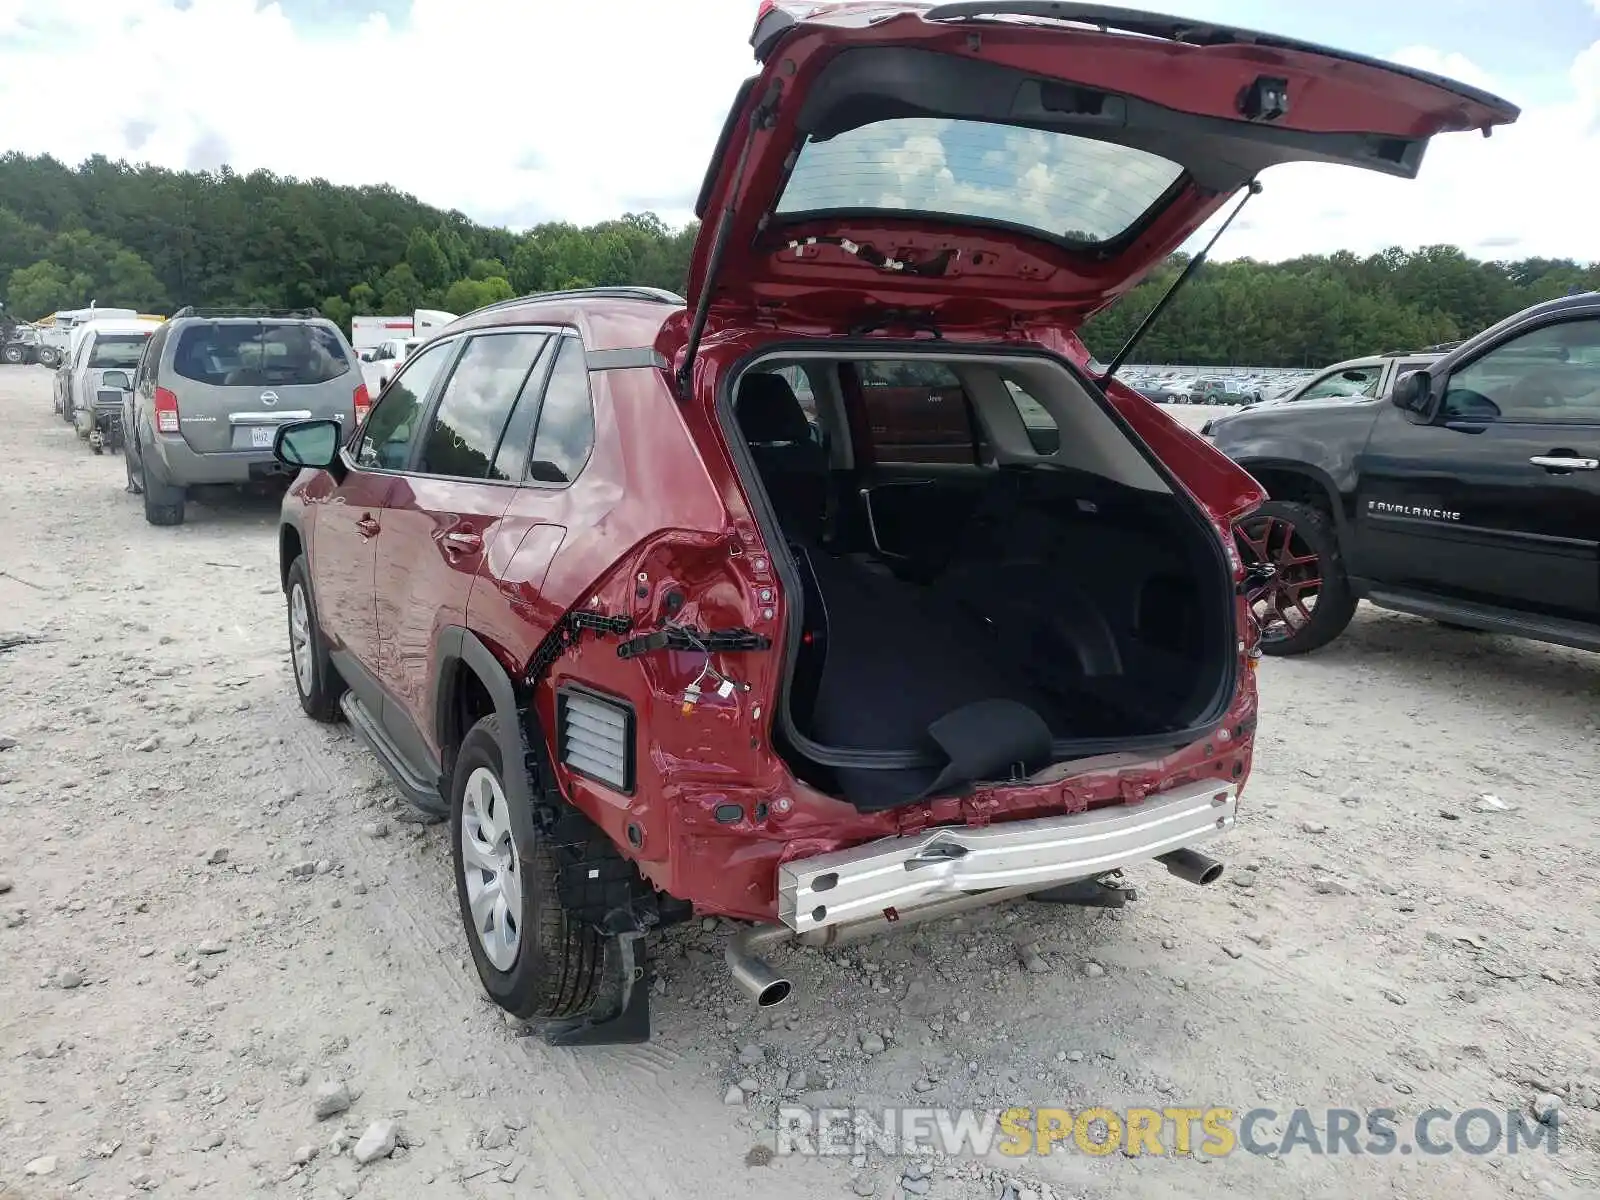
[735,374,828,540]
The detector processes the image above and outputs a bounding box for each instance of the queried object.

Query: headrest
[736,373,812,445]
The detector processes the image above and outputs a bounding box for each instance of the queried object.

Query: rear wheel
[2,344,22,364]
[1235,500,1357,656]
[451,714,603,1021]
[139,449,186,526]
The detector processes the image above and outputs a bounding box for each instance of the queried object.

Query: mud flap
[542,931,652,1046]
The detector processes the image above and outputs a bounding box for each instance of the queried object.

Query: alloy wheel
[459,767,523,971]
[1235,515,1323,644]
[288,583,314,696]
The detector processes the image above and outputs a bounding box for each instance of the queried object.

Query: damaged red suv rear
[272,2,1516,1042]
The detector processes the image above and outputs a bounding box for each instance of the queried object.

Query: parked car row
[247,1,1520,1044]
[48,305,370,526]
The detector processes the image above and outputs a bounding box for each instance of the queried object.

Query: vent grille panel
[558,690,634,793]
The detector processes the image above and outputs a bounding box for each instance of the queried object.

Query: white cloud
[1,2,1597,264]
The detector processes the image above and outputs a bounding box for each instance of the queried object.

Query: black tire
[139,448,185,526]
[284,556,345,722]
[1,344,22,365]
[451,714,603,1021]
[1235,500,1357,656]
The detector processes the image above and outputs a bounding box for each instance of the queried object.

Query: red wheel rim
[1235,516,1323,643]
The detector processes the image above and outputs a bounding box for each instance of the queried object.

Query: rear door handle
[355,515,380,538]
[442,531,482,554]
[1530,455,1599,472]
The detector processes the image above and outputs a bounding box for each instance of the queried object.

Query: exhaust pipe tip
[755,978,792,1008]
[1157,848,1224,886]
[726,924,795,1007]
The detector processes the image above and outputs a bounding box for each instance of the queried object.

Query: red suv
[271,3,1514,1043]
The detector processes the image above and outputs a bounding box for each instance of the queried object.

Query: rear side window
[1002,381,1061,454]
[171,322,350,387]
[526,338,595,485]
[417,333,548,479]
[89,334,152,369]
[856,360,976,465]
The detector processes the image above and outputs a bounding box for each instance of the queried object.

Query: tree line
[2,152,1595,366]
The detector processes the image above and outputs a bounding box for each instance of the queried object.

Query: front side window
[89,334,152,369]
[527,338,596,484]
[356,342,452,470]
[172,322,351,387]
[1442,319,1600,423]
[1297,365,1382,402]
[417,333,549,480]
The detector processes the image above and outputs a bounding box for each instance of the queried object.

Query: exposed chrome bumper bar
[778,780,1237,934]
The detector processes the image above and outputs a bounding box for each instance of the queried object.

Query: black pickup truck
[1212,292,1600,656]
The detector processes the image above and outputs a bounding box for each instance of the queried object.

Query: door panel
[1354,318,1600,623]
[373,477,516,771]
[370,331,551,770]
[310,471,393,713]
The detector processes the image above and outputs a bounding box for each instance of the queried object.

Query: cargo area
[723,351,1237,811]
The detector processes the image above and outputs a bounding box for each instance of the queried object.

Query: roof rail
[1377,342,1457,356]
[466,286,687,320]
[169,305,324,320]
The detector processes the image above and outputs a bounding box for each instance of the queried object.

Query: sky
[1,0,1598,263]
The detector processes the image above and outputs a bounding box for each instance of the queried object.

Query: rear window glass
[89,334,151,368]
[776,118,1184,244]
[172,322,350,387]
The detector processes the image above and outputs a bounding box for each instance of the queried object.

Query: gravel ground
[1,371,1596,1200]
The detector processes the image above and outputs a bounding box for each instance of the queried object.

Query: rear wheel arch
[433,628,543,853]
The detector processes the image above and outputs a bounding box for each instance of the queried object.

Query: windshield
[89,334,152,369]
[775,118,1184,245]
[172,323,351,387]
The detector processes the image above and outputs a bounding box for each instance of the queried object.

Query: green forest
[3,151,1597,367]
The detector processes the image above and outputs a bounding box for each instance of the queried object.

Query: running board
[1360,585,1600,653]
[338,692,448,817]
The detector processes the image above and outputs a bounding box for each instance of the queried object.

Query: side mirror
[101,370,131,390]
[274,419,343,471]
[1391,369,1433,413]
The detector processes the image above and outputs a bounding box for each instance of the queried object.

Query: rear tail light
[353,383,371,427]
[154,386,180,433]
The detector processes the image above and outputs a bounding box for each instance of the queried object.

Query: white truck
[350,308,456,352]
[35,306,141,368]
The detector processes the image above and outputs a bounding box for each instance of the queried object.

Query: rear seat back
[735,373,830,541]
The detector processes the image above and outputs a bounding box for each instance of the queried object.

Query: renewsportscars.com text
[776,1106,1561,1158]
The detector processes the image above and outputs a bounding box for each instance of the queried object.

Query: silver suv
[123,309,368,525]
